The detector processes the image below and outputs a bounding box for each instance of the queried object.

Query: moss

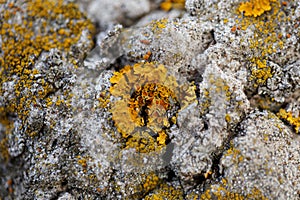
[109,62,196,153]
[0,0,95,136]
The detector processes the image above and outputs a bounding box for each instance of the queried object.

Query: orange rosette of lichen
[109,62,196,153]
[238,0,277,17]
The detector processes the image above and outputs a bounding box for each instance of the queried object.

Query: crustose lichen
[109,62,196,153]
[238,0,277,17]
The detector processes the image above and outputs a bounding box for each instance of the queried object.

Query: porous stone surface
[0,0,299,199]
[84,0,152,29]
[219,110,300,198]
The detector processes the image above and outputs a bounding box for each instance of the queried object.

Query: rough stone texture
[1,0,300,199]
[85,0,152,29]
[258,60,300,103]
[219,110,300,199]
[170,63,250,187]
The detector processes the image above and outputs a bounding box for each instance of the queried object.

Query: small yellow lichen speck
[109,62,196,153]
[98,91,110,108]
[250,58,272,85]
[277,109,300,133]
[150,19,168,34]
[225,114,231,123]
[201,181,268,200]
[160,0,185,11]
[224,147,244,164]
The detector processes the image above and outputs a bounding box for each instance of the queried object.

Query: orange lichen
[109,62,196,152]
[277,109,300,133]
[231,25,237,32]
[128,83,177,131]
[143,51,152,60]
[238,0,276,17]
[160,0,185,11]
[126,172,161,199]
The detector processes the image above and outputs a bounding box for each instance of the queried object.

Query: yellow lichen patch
[160,0,185,11]
[0,108,14,161]
[144,183,183,200]
[98,91,110,108]
[238,0,276,17]
[109,62,196,153]
[225,113,231,123]
[0,137,9,162]
[150,19,169,35]
[127,172,161,199]
[76,155,91,173]
[0,0,95,135]
[236,0,288,88]
[277,109,300,133]
[201,181,268,200]
[224,147,244,164]
[186,192,200,200]
[142,173,161,193]
[125,131,157,153]
[250,58,272,86]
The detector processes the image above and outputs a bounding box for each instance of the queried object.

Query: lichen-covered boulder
[1,0,300,199]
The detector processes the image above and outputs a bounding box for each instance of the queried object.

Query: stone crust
[0,0,299,199]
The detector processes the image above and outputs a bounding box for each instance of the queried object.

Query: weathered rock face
[1,0,300,199]
[219,110,300,199]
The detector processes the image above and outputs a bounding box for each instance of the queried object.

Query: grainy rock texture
[0,0,299,199]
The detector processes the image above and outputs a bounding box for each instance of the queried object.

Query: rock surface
[0,0,299,199]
